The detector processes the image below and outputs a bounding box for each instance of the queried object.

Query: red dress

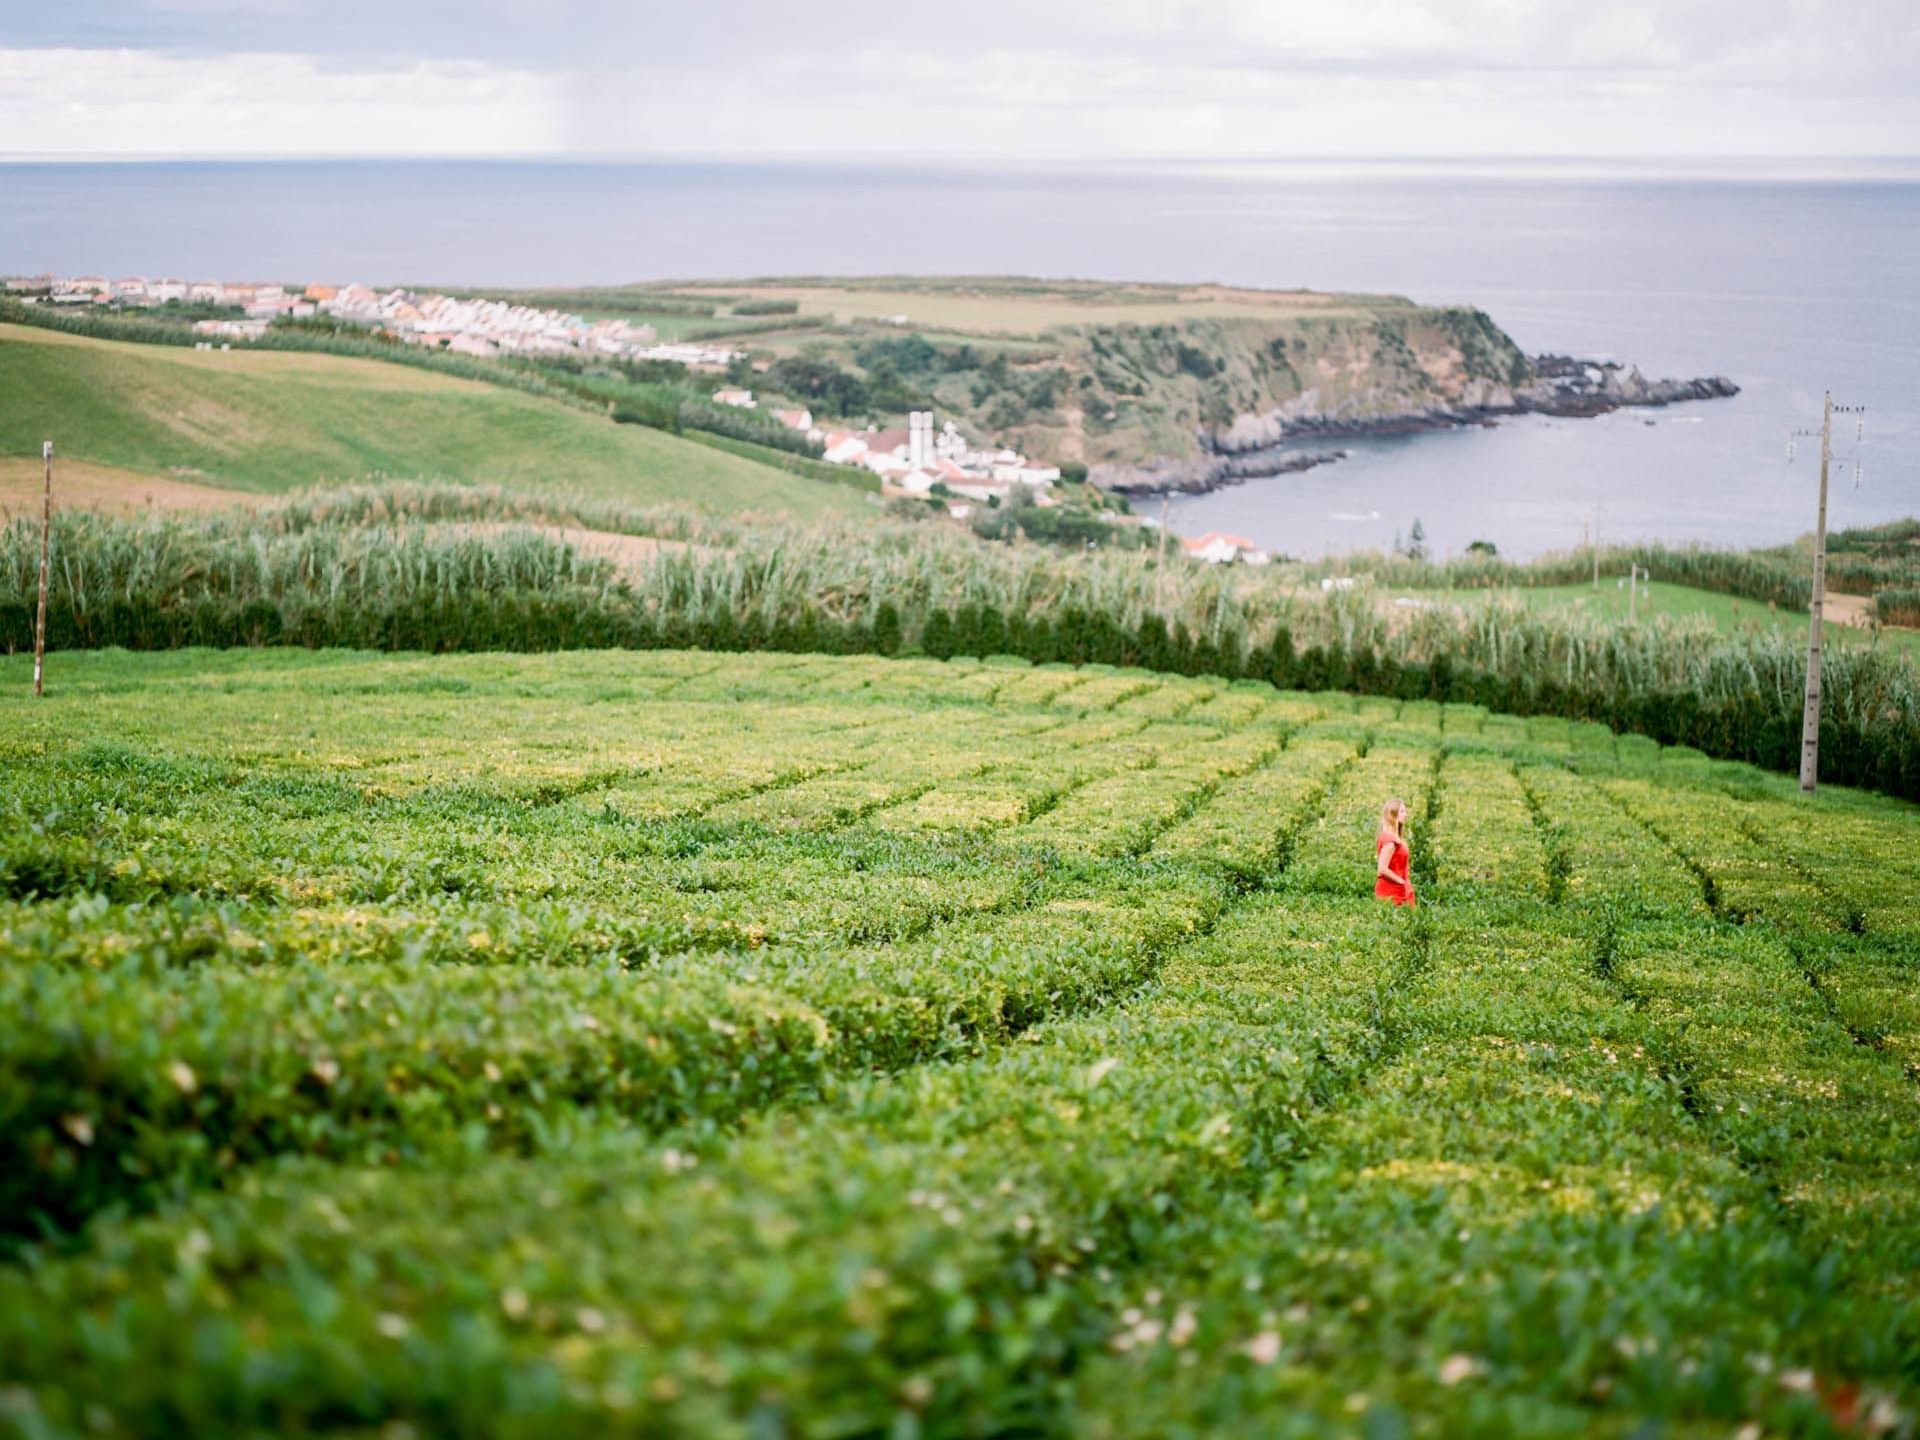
[1374,831,1415,906]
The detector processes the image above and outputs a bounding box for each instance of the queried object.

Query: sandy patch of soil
[0,457,256,520]
[436,521,711,572]
[1824,592,1877,630]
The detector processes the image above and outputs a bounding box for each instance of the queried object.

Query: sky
[2,0,1918,160]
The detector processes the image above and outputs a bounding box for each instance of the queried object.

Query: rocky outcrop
[1516,355,1740,417]
[1216,356,1738,444]
[1093,444,1346,496]
[1096,351,1738,495]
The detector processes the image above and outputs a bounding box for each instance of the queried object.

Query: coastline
[1097,355,1740,497]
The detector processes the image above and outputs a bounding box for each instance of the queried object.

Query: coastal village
[5,270,1271,563]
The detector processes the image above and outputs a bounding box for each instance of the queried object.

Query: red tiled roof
[1182,532,1262,553]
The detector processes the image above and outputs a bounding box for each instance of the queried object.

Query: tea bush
[1,648,1916,1437]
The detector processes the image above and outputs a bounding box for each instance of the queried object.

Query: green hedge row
[7,899,1896,1435]
[8,590,1915,802]
[1,873,1219,1244]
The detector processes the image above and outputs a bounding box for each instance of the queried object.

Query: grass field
[1407,578,1920,660]
[3,647,1918,1437]
[0,325,865,519]
[633,278,1400,337]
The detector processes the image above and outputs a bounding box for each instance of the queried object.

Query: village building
[821,432,870,465]
[714,389,755,408]
[193,318,270,340]
[1181,532,1271,566]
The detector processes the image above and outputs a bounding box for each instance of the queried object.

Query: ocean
[3,158,1915,559]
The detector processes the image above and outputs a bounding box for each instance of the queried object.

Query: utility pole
[1628,563,1644,622]
[33,441,52,697]
[1792,393,1865,793]
[1156,496,1170,611]
[1590,508,1600,591]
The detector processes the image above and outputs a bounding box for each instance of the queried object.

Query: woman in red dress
[1374,797,1416,907]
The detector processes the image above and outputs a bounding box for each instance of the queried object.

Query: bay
[2,157,1914,558]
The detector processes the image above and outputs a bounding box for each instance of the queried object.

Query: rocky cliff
[1057,307,1737,495]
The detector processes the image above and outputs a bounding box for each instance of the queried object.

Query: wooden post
[1591,511,1600,591]
[1628,564,1638,623]
[1800,392,1832,793]
[33,440,52,697]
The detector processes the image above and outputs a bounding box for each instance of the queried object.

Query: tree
[765,356,870,418]
[1407,518,1428,562]
[1466,539,1498,557]
[862,356,922,415]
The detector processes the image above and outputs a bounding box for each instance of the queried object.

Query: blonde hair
[1380,797,1408,836]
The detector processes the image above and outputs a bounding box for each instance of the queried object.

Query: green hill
[0,323,866,519]
[497,277,1516,474]
[3,646,1918,1434]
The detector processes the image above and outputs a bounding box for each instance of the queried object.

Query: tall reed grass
[4,485,1916,799]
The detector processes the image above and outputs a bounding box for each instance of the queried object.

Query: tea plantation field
[3,648,1918,1438]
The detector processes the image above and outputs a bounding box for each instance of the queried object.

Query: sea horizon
[4,156,1915,559]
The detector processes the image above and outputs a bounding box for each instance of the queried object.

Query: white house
[898,469,939,494]
[714,389,756,408]
[821,432,870,465]
[861,451,914,480]
[192,318,269,340]
[1181,532,1266,565]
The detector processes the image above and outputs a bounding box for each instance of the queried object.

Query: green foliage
[2,489,1917,800]
[1175,342,1220,379]
[1875,587,1920,627]
[765,355,871,418]
[1430,304,1535,388]
[854,333,967,376]
[1314,525,1920,616]
[972,496,1148,551]
[1,649,1917,1435]
[676,399,824,457]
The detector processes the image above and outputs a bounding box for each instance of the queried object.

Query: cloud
[0,48,564,155]
[2,0,1916,157]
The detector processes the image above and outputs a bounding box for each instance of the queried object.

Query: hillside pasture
[1397,576,1920,659]
[0,324,866,519]
[661,278,1401,337]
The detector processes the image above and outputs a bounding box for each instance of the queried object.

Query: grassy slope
[666,278,1393,336]
[1412,578,1920,659]
[0,324,866,519]
[614,278,1527,469]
